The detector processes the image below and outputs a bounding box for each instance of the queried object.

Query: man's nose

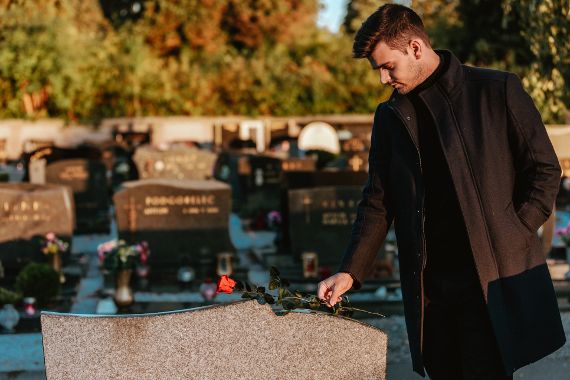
[380,68,390,85]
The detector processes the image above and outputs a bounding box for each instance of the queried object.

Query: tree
[0,0,114,120]
[503,0,569,123]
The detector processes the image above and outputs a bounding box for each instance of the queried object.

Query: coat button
[406,116,411,120]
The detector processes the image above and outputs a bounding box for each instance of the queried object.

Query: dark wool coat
[338,50,566,377]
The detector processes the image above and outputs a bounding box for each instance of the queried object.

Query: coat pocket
[504,200,531,249]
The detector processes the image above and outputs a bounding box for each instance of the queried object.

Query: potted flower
[216,267,385,318]
[97,240,150,307]
[41,232,69,284]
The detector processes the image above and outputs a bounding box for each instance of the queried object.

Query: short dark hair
[352,4,431,58]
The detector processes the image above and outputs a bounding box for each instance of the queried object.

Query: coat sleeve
[338,104,395,290]
[506,73,562,233]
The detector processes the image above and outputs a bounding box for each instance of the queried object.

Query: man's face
[368,41,423,95]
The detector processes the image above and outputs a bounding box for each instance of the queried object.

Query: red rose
[216,275,237,294]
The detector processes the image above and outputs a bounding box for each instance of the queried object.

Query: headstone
[298,122,340,154]
[113,179,234,277]
[44,159,110,234]
[281,158,317,172]
[0,183,74,276]
[248,154,282,189]
[288,186,377,270]
[214,152,283,214]
[41,300,387,379]
[342,136,369,172]
[281,170,368,189]
[22,146,102,182]
[133,145,217,180]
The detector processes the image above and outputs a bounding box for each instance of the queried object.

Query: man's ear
[409,39,422,59]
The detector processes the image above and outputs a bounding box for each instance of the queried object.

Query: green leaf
[281,297,299,310]
[337,308,354,318]
[269,266,280,278]
[268,278,280,290]
[241,292,255,299]
[309,300,320,310]
[263,293,275,304]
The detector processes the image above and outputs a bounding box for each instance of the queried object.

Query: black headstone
[113,179,234,279]
[287,186,382,270]
[44,159,110,234]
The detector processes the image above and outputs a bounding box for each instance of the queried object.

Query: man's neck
[422,50,441,82]
[408,50,444,96]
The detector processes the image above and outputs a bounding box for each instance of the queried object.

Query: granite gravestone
[133,145,217,180]
[113,179,233,278]
[0,183,74,276]
[41,300,387,379]
[43,159,110,234]
[281,157,317,172]
[287,186,384,271]
[214,152,282,214]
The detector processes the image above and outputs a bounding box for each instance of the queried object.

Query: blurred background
[0,1,569,379]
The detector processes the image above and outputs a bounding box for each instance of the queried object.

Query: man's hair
[352,4,431,58]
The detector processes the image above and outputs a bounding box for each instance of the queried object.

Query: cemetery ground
[0,215,569,379]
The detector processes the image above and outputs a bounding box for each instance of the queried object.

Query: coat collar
[386,50,464,149]
[388,49,464,109]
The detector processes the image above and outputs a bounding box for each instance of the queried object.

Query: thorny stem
[282,296,386,318]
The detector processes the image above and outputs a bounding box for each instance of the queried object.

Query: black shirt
[406,52,477,280]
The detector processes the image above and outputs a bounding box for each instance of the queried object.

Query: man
[317,4,566,379]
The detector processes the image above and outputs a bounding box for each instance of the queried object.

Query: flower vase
[49,252,66,284]
[114,269,134,308]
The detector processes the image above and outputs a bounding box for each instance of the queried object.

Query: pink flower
[46,232,56,241]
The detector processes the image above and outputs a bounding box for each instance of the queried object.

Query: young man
[317,4,566,379]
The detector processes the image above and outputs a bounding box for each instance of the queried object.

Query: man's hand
[317,272,354,307]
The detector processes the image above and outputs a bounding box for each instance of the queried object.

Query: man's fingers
[317,281,331,301]
[329,287,343,307]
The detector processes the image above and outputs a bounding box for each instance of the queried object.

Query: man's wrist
[338,271,357,285]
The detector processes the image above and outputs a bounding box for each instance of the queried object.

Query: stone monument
[41,300,387,379]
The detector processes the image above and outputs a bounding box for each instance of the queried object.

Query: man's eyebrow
[367,57,391,70]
